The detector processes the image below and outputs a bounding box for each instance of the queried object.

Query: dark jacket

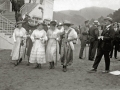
[89,25,99,42]
[113,28,120,42]
[98,25,115,51]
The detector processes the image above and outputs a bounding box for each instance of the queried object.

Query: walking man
[79,20,89,59]
[89,17,115,73]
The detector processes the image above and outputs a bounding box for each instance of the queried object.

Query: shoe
[49,62,52,69]
[34,64,39,69]
[109,56,112,58]
[102,70,110,73]
[26,63,30,66]
[63,66,67,72]
[52,62,55,69]
[115,57,117,59]
[79,57,83,59]
[18,58,22,64]
[88,69,97,73]
[89,59,94,61]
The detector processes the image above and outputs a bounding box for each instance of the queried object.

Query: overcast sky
[53,0,120,11]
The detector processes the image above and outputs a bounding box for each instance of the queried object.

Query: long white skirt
[29,40,46,64]
[11,38,25,60]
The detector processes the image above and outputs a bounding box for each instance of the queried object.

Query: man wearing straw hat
[89,17,115,73]
[61,20,77,72]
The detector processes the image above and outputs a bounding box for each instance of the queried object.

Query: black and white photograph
[0,0,120,90]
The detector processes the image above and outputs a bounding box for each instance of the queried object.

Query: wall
[29,4,43,19]
[43,0,54,20]
[0,33,14,49]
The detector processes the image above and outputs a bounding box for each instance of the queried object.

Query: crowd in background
[10,14,120,73]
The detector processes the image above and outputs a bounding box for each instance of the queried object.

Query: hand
[14,40,16,43]
[98,36,104,40]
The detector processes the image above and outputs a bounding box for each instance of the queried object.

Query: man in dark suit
[79,20,89,59]
[88,21,99,61]
[89,17,115,73]
[109,22,120,59]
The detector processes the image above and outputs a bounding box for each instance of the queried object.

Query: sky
[53,0,120,11]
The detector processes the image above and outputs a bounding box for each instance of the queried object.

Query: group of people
[10,14,120,73]
[79,17,120,73]
[11,17,78,72]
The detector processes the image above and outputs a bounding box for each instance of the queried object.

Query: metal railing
[0,14,15,36]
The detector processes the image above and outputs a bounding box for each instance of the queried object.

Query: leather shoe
[102,70,110,73]
[88,69,97,73]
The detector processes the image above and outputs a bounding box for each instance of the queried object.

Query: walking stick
[56,39,58,65]
[84,44,87,59]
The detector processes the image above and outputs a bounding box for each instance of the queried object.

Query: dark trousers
[79,40,86,58]
[109,40,119,58]
[93,49,110,70]
[89,41,98,60]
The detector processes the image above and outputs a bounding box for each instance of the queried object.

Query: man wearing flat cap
[79,20,90,59]
[89,17,115,73]
[88,20,99,61]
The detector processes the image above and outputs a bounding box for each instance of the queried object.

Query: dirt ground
[0,43,120,90]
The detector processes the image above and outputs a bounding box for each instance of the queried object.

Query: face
[50,25,55,30]
[98,26,101,30]
[63,25,69,30]
[85,22,89,27]
[104,20,111,26]
[37,24,43,30]
[58,25,62,30]
[18,23,22,28]
[114,23,118,28]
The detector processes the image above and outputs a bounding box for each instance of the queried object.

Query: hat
[85,20,89,23]
[57,22,63,26]
[16,21,25,24]
[63,20,73,25]
[104,17,112,23]
[93,20,100,25]
[50,21,57,25]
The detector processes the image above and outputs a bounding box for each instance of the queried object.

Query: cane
[56,39,58,65]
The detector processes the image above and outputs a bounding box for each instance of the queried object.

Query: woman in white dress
[29,22,47,69]
[11,21,27,66]
[46,21,61,69]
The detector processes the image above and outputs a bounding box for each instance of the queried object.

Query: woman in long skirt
[46,21,61,69]
[11,21,27,66]
[29,22,47,69]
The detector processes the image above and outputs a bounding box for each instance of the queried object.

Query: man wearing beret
[89,17,115,73]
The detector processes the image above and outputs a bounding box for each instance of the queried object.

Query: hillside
[79,6,114,19]
[53,11,86,25]
[53,7,114,25]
